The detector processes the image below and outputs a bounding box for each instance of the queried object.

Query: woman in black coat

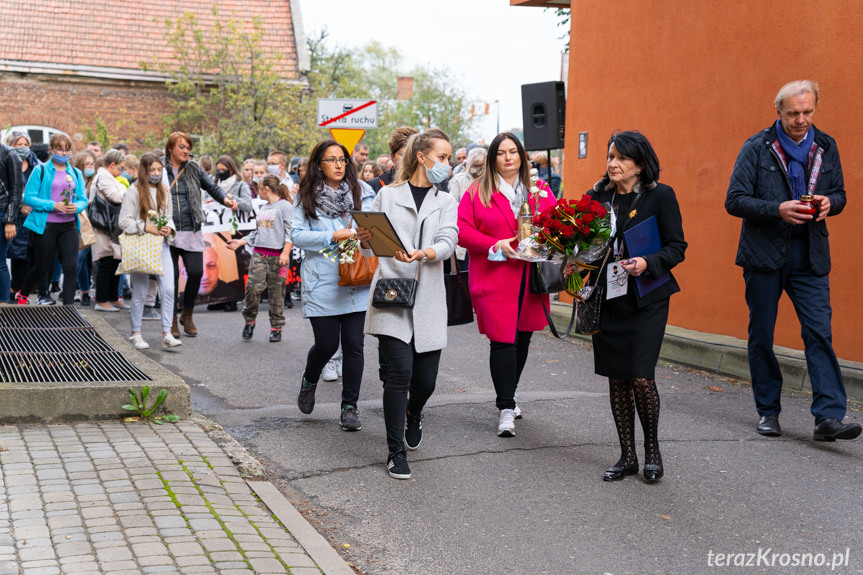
[584,131,686,483]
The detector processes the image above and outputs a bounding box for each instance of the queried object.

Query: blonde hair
[390,129,450,188]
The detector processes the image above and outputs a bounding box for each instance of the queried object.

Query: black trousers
[95,256,120,304]
[170,246,203,311]
[489,331,533,410]
[378,335,441,454]
[20,221,78,305]
[306,312,365,408]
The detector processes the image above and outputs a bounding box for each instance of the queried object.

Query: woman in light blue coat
[15,133,87,306]
[292,139,375,431]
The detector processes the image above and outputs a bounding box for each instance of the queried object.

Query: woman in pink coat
[457,132,556,437]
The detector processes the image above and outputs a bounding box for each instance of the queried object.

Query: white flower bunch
[529,168,547,198]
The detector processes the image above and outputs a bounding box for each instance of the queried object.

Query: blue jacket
[291,183,375,318]
[725,124,845,276]
[23,161,88,235]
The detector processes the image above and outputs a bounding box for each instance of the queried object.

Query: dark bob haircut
[603,130,660,188]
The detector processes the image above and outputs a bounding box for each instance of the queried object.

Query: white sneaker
[129,334,150,350]
[162,334,183,348]
[322,360,338,382]
[497,409,516,437]
[335,357,343,378]
[514,404,523,420]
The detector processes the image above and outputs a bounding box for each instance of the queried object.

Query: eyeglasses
[53,148,72,154]
[321,158,348,165]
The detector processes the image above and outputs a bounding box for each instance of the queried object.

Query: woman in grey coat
[357,129,458,480]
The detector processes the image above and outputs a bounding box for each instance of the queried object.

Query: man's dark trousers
[743,235,846,423]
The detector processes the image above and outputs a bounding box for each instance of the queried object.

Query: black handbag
[444,253,473,325]
[575,249,611,335]
[529,258,566,295]
[87,176,121,234]
[372,276,418,308]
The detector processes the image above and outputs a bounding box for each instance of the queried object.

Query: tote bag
[116,233,164,275]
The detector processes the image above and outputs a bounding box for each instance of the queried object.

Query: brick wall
[0,74,175,151]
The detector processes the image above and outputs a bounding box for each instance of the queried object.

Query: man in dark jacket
[0,144,22,303]
[726,80,860,442]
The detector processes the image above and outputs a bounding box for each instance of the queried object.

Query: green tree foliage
[143,8,305,159]
[302,30,475,158]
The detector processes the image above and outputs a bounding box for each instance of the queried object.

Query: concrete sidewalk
[0,416,354,575]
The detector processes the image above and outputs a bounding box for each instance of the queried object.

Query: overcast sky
[297,0,568,142]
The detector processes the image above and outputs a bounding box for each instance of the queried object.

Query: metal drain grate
[0,306,150,383]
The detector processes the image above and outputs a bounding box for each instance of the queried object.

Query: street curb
[548,302,863,402]
[192,413,355,574]
[249,481,357,575]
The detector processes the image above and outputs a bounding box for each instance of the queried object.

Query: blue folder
[623,215,670,297]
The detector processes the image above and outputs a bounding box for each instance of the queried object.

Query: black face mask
[216,170,231,181]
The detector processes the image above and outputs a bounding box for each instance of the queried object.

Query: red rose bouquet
[532,194,612,295]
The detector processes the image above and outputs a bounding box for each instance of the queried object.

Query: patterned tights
[608,377,662,468]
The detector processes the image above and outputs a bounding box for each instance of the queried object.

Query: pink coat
[457,179,557,343]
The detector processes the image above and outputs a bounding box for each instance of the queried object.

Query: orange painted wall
[562,0,863,362]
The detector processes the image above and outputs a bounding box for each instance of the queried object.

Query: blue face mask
[121,171,132,180]
[53,154,70,164]
[422,154,451,184]
[84,168,95,178]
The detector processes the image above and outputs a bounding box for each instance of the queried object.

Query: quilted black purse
[372,219,423,309]
[372,276,418,308]
[574,249,611,335]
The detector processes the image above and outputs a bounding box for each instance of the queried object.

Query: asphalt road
[101,302,863,575]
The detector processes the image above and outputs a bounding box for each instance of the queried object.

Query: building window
[1,125,68,146]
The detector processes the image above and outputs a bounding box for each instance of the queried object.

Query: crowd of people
[1,78,856,482]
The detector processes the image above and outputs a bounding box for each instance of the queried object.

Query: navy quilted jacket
[725,124,845,275]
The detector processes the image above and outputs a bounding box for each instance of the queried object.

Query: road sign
[317,99,378,129]
[328,129,366,153]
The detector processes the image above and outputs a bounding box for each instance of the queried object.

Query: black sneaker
[297,373,317,414]
[386,452,411,480]
[37,294,56,306]
[242,322,255,341]
[224,301,238,312]
[80,292,91,307]
[340,405,362,431]
[269,328,282,343]
[49,281,61,294]
[405,412,423,450]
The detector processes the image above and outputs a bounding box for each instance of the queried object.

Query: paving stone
[127,536,161,545]
[85,518,118,529]
[96,546,134,562]
[59,555,96,565]
[131,542,169,557]
[59,561,100,573]
[93,540,128,550]
[236,541,270,552]
[18,547,56,562]
[72,484,104,496]
[20,566,60,575]
[154,516,186,530]
[219,570,254,575]
[159,528,192,538]
[247,558,287,573]
[167,541,206,557]
[137,554,174,568]
[110,492,142,504]
[178,567,216,575]
[142,567,180,574]
[81,506,114,519]
[277,551,317,568]
[200,538,237,552]
[15,525,50,539]
[124,527,158,538]
[47,515,82,530]
[188,519,221,531]
[209,551,244,562]
[54,542,92,558]
[212,562,248,570]
[120,516,154,529]
[9,499,42,513]
[174,555,210,567]
[98,560,137,572]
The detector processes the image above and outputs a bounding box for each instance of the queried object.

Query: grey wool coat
[362,181,458,353]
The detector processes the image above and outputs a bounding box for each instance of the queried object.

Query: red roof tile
[0,0,301,79]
